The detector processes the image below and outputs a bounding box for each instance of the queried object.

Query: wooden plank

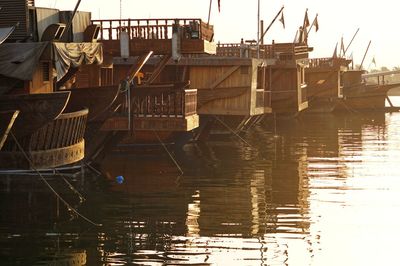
[207,66,240,90]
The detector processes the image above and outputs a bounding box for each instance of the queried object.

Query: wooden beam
[207,66,240,89]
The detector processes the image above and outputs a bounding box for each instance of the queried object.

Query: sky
[36,0,399,69]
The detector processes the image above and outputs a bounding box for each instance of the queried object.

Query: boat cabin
[305,57,351,112]
[0,1,104,95]
[217,40,312,114]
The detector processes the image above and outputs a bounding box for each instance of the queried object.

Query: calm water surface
[1,110,400,265]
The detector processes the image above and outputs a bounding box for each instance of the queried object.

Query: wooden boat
[335,69,400,111]
[0,107,88,170]
[87,17,217,146]
[0,110,19,150]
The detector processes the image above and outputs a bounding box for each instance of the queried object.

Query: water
[2,110,400,265]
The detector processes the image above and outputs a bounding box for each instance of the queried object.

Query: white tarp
[53,42,103,81]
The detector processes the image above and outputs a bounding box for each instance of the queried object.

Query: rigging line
[153,130,184,175]
[9,131,102,227]
[213,115,254,148]
[56,171,86,203]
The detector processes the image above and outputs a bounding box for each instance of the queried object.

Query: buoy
[116,175,124,184]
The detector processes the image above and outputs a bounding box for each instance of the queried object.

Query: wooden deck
[0,108,88,169]
[93,18,216,56]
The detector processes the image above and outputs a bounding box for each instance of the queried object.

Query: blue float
[116,175,124,184]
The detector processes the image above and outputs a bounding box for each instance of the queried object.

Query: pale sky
[36,0,398,69]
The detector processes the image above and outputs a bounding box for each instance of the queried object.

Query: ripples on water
[2,110,400,265]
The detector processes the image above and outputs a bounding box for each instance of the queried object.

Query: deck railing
[92,18,214,42]
[119,83,197,118]
[4,109,88,151]
[217,42,309,60]
[308,57,351,68]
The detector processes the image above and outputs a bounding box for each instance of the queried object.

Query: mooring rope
[213,115,254,148]
[153,130,184,175]
[10,131,102,227]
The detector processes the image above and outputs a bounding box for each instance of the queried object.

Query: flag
[340,36,345,56]
[313,14,319,32]
[333,42,338,58]
[372,56,376,66]
[279,11,285,29]
[303,9,310,28]
[218,0,220,12]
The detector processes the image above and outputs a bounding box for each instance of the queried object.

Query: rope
[213,115,254,148]
[10,131,102,227]
[153,130,184,175]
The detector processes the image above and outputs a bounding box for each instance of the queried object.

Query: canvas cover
[0,42,103,82]
[0,42,48,80]
[53,42,103,81]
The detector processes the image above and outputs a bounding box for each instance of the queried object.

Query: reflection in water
[2,112,400,265]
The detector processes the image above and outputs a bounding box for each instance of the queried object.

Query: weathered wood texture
[0,91,70,138]
[306,69,341,99]
[0,110,19,150]
[267,67,308,113]
[0,108,88,169]
[186,59,266,116]
[29,60,54,93]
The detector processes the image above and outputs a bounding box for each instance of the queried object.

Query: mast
[258,6,285,45]
[344,28,360,56]
[359,40,371,70]
[62,0,82,41]
[207,0,213,25]
[257,0,260,58]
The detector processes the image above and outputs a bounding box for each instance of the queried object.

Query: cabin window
[240,66,249,75]
[42,62,50,82]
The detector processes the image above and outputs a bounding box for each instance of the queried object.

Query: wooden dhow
[0,92,88,170]
[87,17,218,145]
[335,69,400,111]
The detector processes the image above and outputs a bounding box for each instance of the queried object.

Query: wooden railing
[92,18,214,42]
[308,57,351,68]
[217,42,310,60]
[120,83,197,118]
[4,109,88,151]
